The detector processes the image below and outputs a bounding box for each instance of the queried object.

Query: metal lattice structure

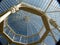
[0,0,60,45]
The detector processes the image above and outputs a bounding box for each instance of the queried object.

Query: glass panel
[44,36,55,45]
[22,0,51,11]
[4,26,10,34]
[47,0,59,12]
[0,0,18,14]
[32,34,40,43]
[14,35,20,42]
[8,31,14,39]
[21,36,27,43]
[28,37,33,43]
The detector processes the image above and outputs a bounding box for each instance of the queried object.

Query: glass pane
[3,26,10,34]
[8,31,14,39]
[0,0,18,14]
[14,35,20,42]
[21,36,27,43]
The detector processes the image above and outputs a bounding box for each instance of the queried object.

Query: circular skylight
[8,10,43,36]
[3,9,44,44]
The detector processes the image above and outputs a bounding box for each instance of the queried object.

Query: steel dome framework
[0,0,60,45]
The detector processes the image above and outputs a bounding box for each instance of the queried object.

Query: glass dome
[0,0,60,45]
[7,10,43,36]
[2,0,46,44]
[4,10,44,44]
